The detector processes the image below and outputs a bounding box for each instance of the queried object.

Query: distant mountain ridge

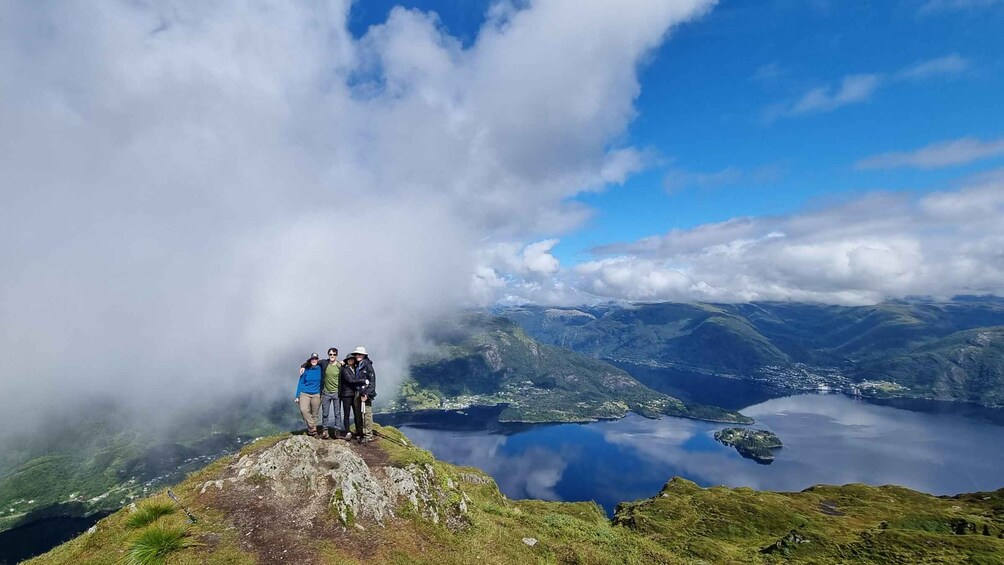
[500,297,1004,407]
[397,313,750,424]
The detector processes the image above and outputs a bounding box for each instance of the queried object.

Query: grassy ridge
[27,429,1004,565]
[615,478,1004,564]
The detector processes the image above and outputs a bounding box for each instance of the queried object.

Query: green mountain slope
[725,298,1004,363]
[854,327,1004,407]
[503,303,790,375]
[615,477,1004,564]
[27,428,1004,565]
[502,298,1004,406]
[398,313,750,423]
[0,399,297,534]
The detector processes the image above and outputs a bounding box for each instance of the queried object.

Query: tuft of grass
[126,524,193,565]
[246,471,268,486]
[125,501,175,529]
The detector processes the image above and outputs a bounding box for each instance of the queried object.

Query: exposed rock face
[196,436,471,531]
[760,529,810,555]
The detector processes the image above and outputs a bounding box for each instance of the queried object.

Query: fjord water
[397,394,1004,515]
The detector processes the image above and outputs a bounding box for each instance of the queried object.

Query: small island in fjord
[714,428,783,464]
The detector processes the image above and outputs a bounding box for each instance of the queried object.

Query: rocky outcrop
[196,436,472,531]
[760,529,810,555]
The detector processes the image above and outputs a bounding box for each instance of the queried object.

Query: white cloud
[594,217,761,257]
[493,178,1004,305]
[480,240,561,281]
[790,73,883,115]
[474,239,599,305]
[896,53,970,80]
[856,137,1004,170]
[575,257,694,301]
[0,0,715,429]
[765,54,970,120]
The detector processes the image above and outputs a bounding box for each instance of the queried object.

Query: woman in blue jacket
[295,353,323,436]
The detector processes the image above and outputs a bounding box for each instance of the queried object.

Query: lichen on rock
[196,435,473,531]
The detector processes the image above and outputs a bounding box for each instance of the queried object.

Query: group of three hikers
[294,346,376,444]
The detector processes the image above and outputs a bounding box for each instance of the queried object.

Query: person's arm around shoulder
[344,364,361,384]
[295,371,306,403]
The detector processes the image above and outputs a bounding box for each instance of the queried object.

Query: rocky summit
[198,434,471,533]
[26,425,1004,565]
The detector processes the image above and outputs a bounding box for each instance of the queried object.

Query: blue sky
[351,0,1004,265]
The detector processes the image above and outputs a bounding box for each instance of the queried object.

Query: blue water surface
[398,394,1004,515]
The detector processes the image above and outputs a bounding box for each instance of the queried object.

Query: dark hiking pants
[349,393,365,437]
[339,395,355,435]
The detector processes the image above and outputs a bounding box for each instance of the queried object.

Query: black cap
[310,352,319,359]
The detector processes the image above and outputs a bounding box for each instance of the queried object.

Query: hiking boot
[343,432,354,441]
[320,429,330,440]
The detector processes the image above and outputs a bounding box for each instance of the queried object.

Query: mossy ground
[28,426,1004,565]
[615,478,1004,564]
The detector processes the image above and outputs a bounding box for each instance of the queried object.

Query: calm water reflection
[399,394,1004,515]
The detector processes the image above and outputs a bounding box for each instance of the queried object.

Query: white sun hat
[352,346,368,356]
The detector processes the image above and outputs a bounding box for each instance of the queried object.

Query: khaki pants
[298,393,321,431]
[362,399,374,439]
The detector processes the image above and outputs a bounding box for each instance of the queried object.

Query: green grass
[125,501,176,529]
[126,524,194,565]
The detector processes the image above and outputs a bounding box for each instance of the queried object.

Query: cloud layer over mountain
[490,176,1004,305]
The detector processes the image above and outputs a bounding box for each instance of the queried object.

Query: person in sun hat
[352,346,376,444]
[339,353,366,440]
[294,353,323,436]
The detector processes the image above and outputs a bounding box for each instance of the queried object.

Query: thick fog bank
[0,0,711,435]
